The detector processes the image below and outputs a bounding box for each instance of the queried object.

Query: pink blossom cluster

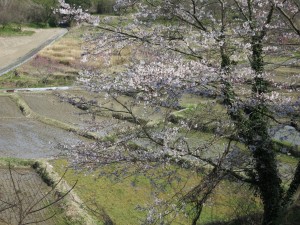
[54,0,99,25]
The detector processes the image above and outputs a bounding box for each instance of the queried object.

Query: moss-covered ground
[52,159,262,225]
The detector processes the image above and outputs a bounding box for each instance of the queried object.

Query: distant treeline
[66,0,117,14]
[0,0,117,28]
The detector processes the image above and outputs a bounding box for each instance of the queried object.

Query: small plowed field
[0,168,67,225]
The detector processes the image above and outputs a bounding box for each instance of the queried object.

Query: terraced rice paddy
[0,94,84,159]
[0,168,66,225]
[0,85,297,225]
[0,21,298,224]
[0,118,83,159]
[0,86,298,223]
[21,93,101,128]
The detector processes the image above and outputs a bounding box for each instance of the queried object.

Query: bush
[95,0,116,14]
[32,161,55,187]
[65,0,92,9]
[0,0,59,28]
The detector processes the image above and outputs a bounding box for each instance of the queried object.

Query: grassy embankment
[53,159,262,225]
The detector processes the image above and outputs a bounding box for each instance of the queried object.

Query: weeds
[0,26,34,36]
[32,161,55,187]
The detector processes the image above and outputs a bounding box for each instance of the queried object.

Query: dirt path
[0,28,68,76]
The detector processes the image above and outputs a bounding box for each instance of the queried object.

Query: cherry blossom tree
[58,0,300,224]
[54,0,95,26]
[225,2,299,224]
[275,0,300,36]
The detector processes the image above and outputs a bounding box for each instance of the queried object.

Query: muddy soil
[0,96,83,158]
[21,92,106,128]
[0,97,24,118]
[0,118,82,159]
[21,92,134,136]
[0,168,66,225]
[66,89,167,121]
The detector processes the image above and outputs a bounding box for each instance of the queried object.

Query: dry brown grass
[40,38,82,64]
[0,30,85,88]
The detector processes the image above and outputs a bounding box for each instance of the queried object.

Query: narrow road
[0,28,68,76]
[0,86,74,93]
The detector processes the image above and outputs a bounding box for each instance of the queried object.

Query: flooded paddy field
[21,91,134,136]
[0,95,84,159]
[0,91,137,159]
[0,118,82,159]
[0,168,67,225]
[65,90,169,121]
[21,92,101,128]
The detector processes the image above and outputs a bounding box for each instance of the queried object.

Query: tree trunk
[249,35,283,225]
[247,107,283,225]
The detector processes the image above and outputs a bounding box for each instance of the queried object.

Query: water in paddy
[0,118,82,158]
[0,95,82,159]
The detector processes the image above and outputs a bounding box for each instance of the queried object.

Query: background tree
[0,0,29,29]
[55,0,93,27]
[0,0,59,28]
[31,0,59,26]
[93,0,116,14]
[65,0,93,10]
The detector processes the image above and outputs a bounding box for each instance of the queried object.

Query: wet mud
[21,93,104,128]
[0,97,24,118]
[21,92,134,137]
[0,95,82,159]
[0,118,81,159]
